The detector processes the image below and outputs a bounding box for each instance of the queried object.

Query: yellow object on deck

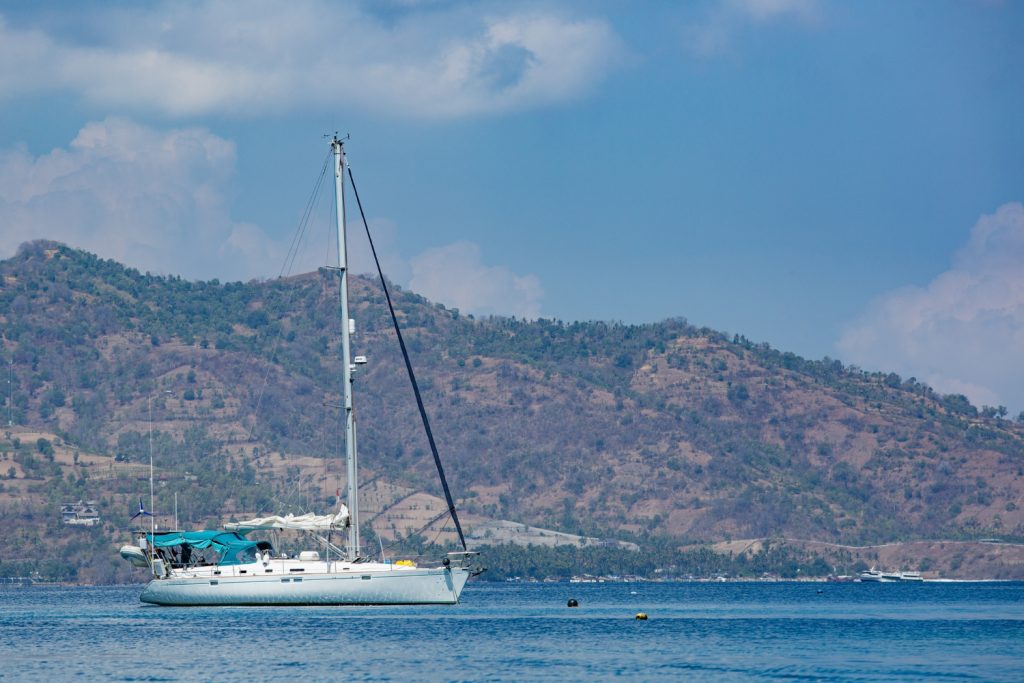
[395,559,417,567]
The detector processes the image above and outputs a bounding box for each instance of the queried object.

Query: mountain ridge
[1,240,1022,580]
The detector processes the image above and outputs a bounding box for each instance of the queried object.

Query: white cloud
[0,3,622,119]
[0,118,282,281]
[687,0,820,57]
[838,202,1024,412]
[409,241,543,319]
[0,119,541,319]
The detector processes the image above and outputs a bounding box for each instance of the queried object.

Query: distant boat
[858,568,924,583]
[120,137,481,605]
[827,575,855,583]
[859,568,893,582]
[570,575,604,584]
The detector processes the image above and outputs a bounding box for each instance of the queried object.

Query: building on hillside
[61,500,101,526]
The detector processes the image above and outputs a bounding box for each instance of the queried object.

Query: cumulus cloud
[0,118,282,281]
[0,3,622,119]
[687,0,820,56]
[409,241,543,319]
[838,203,1024,412]
[0,119,542,318]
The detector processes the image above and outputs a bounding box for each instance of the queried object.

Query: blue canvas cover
[148,530,259,565]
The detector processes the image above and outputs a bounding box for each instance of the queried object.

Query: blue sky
[0,0,1022,412]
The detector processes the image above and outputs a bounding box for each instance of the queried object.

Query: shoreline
[6,577,1022,589]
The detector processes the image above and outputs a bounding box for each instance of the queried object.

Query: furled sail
[224,506,350,532]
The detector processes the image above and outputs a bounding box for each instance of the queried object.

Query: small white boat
[859,568,897,582]
[859,567,924,583]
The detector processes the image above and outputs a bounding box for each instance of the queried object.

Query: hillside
[1,241,1023,581]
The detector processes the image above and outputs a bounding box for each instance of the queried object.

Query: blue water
[1,582,1022,681]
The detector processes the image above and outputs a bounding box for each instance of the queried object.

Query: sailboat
[119,137,480,605]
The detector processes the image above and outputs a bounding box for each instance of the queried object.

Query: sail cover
[224,506,350,532]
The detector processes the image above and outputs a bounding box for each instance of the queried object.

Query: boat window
[361,575,371,580]
[289,568,305,572]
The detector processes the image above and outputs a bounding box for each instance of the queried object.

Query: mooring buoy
[635,612,648,620]
[567,598,579,607]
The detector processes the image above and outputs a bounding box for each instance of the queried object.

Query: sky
[0,0,1022,413]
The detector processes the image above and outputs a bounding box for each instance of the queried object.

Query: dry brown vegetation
[1,241,1023,581]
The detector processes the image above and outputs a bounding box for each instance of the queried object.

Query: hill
[1,240,1022,581]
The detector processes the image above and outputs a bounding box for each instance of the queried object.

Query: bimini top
[148,530,258,566]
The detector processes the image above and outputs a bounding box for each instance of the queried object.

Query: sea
[1,581,1022,681]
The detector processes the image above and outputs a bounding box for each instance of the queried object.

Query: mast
[332,136,359,561]
[148,396,155,566]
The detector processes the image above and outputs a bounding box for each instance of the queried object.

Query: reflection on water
[1,582,1022,681]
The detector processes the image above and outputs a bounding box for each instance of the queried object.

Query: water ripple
[0,582,1021,681]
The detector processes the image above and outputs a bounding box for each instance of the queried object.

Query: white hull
[141,565,470,606]
[859,571,921,583]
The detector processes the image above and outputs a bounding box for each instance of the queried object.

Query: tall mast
[332,137,359,561]
[148,396,154,564]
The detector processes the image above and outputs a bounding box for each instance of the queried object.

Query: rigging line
[425,514,451,548]
[375,510,453,556]
[269,446,322,515]
[279,151,332,279]
[320,379,330,506]
[346,166,468,552]
[245,152,331,444]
